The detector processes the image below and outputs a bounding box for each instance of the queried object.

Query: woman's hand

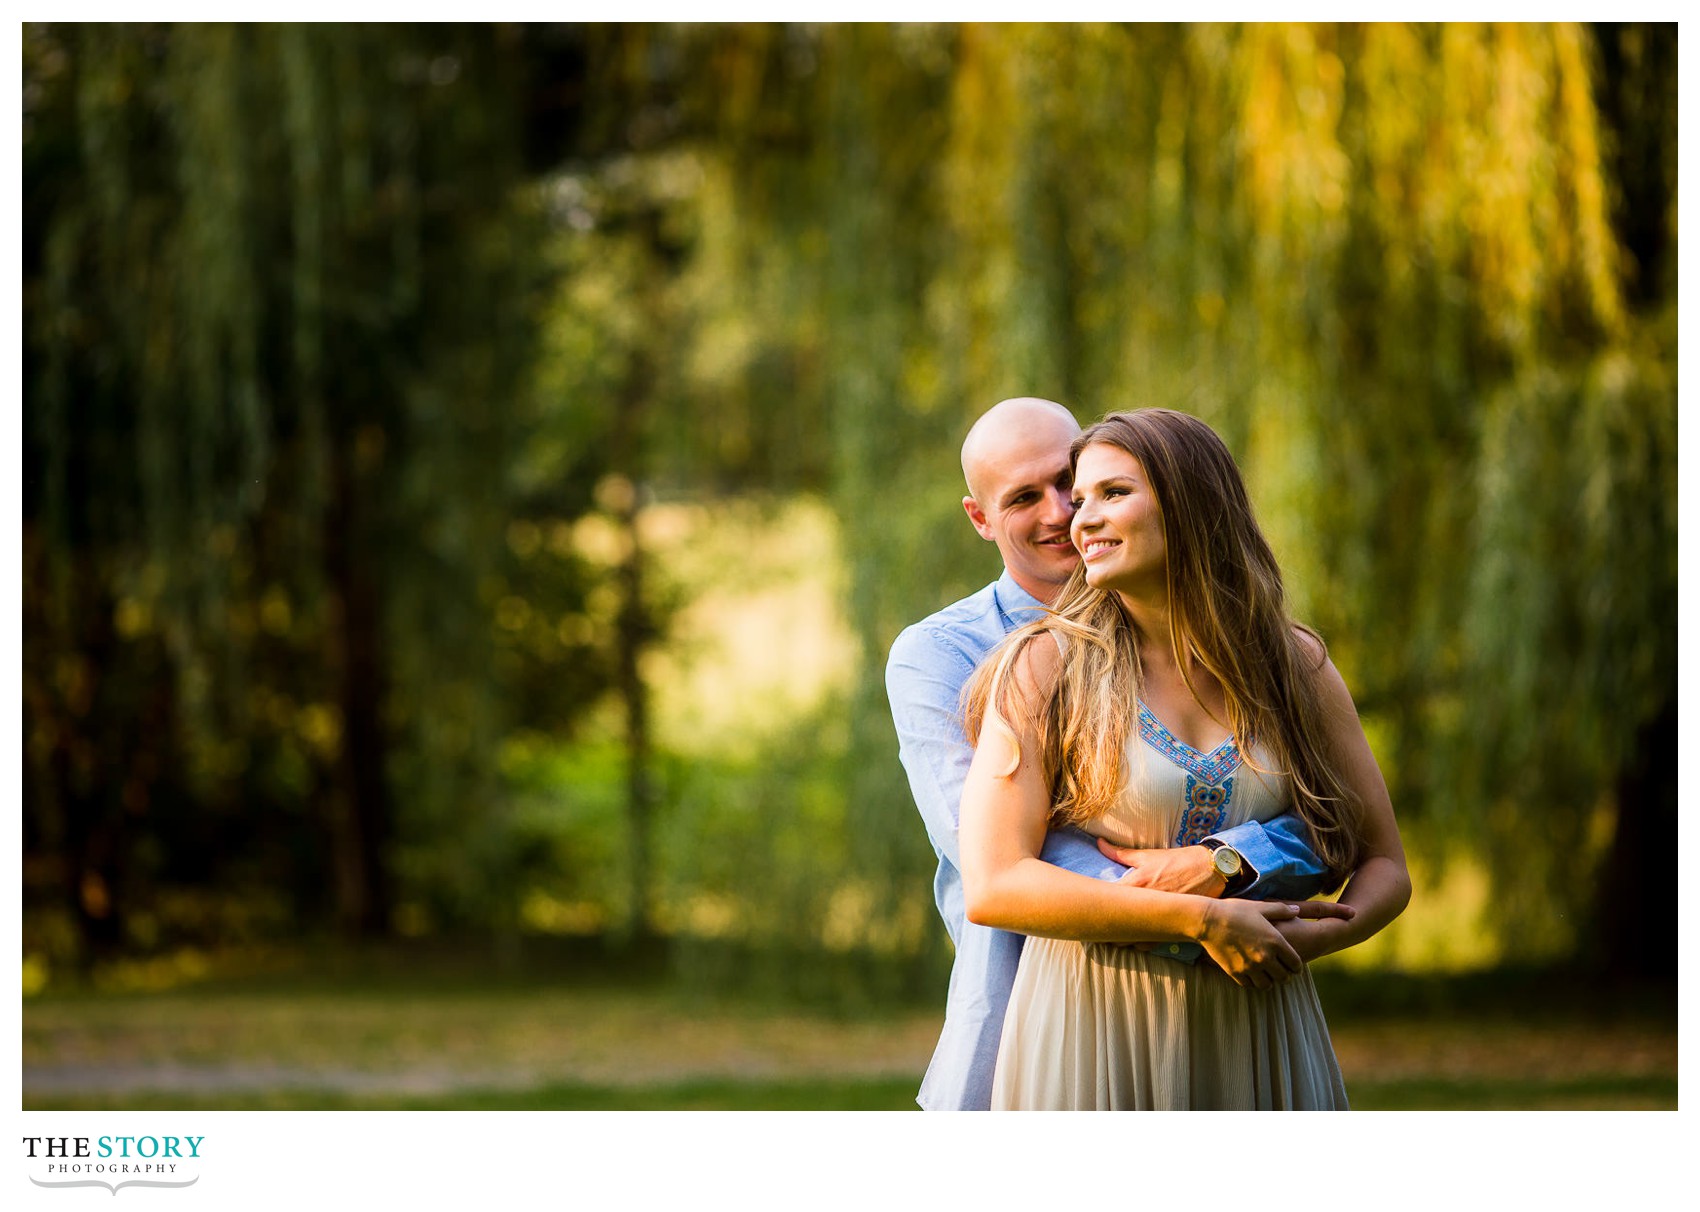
[1272,915,1345,964]
[1197,899,1314,989]
[1274,854,1408,964]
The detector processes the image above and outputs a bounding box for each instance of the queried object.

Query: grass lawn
[24,962,1676,1111]
[30,1072,1678,1112]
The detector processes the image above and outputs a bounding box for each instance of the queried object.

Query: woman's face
[1070,442,1166,595]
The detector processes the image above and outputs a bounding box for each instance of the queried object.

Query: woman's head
[1067,409,1283,628]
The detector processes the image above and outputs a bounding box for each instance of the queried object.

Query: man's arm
[1097,815,1337,902]
[1218,815,1334,901]
[887,620,1346,917]
[885,623,984,873]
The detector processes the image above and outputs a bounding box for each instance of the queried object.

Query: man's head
[960,397,1082,603]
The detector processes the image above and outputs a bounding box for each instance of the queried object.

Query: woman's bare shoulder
[1290,622,1328,669]
[999,623,1064,711]
[1289,623,1358,716]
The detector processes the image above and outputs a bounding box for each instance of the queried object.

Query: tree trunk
[1589,701,1676,977]
[325,442,394,938]
[52,565,127,969]
[616,481,655,942]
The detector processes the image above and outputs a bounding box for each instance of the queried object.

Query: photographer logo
[23,1135,202,1195]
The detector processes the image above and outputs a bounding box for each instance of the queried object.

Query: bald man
[886,397,1335,1111]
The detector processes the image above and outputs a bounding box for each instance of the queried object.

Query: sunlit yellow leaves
[21,954,49,998]
[495,596,532,632]
[1344,21,1628,354]
[943,24,1026,399]
[259,586,292,636]
[556,614,595,648]
[114,597,150,639]
[931,22,1628,386]
[1235,24,1351,257]
[570,514,630,568]
[296,702,342,759]
[519,889,608,935]
[593,473,636,515]
[505,519,542,559]
[584,582,621,625]
[1550,23,1624,337]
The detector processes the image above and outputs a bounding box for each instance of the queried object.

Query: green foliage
[23,23,566,952]
[23,23,1676,983]
[680,22,1677,969]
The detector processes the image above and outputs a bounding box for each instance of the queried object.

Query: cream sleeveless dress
[989,702,1348,1110]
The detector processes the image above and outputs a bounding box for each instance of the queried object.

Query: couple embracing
[886,398,1411,1111]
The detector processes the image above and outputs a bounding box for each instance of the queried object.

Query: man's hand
[1101,839,1225,895]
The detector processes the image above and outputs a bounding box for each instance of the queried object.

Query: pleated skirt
[991,936,1349,1110]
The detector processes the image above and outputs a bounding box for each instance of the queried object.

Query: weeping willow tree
[23,22,1673,986]
[919,23,1674,971]
[652,22,1674,982]
[22,24,555,960]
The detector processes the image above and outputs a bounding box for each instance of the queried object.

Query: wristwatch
[1201,838,1253,896]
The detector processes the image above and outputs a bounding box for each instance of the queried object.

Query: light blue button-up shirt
[886,570,1331,1111]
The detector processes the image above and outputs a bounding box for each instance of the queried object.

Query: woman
[959,409,1410,1110]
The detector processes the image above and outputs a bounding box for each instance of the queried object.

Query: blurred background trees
[21,22,1676,993]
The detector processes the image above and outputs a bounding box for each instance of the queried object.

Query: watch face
[1213,848,1242,878]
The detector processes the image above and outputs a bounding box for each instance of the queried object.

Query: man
[886,397,1337,1111]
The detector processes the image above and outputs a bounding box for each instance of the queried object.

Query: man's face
[963,420,1080,603]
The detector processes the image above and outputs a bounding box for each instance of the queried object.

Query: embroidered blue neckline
[1136,702,1242,784]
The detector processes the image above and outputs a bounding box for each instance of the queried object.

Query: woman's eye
[1069,499,1083,510]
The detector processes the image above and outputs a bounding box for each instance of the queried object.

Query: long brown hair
[964,408,1364,882]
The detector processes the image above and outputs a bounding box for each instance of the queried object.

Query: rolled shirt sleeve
[1207,814,1333,902]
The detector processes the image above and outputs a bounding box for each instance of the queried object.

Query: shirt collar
[993,568,1050,631]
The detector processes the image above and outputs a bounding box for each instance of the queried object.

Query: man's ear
[963,496,994,541]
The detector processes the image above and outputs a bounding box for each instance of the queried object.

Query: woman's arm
[1274,652,1413,962]
[959,637,1313,989]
